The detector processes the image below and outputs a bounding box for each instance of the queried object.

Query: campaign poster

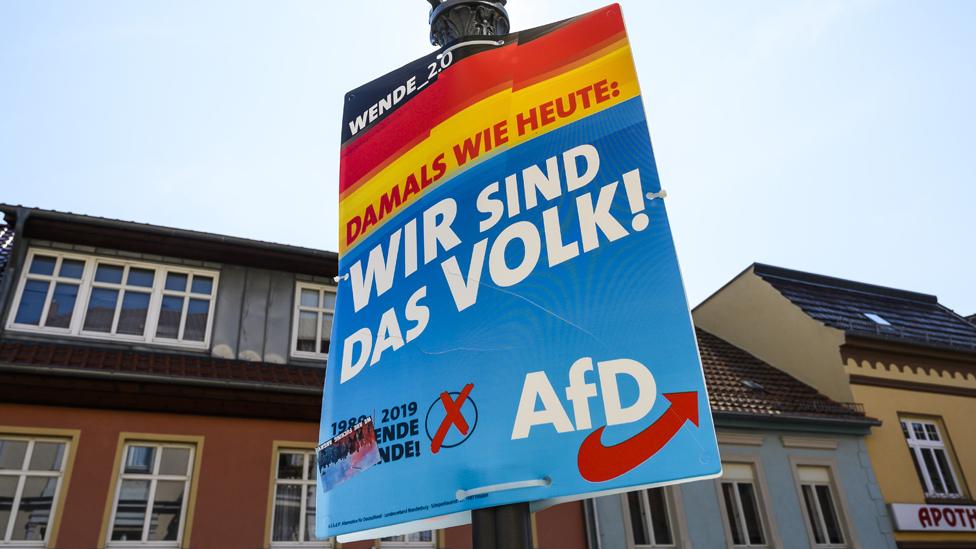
[319,3,721,541]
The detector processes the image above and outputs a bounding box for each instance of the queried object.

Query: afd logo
[511,357,699,482]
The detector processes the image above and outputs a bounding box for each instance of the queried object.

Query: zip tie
[456,477,551,501]
[645,189,667,201]
[440,39,505,59]
[333,274,349,283]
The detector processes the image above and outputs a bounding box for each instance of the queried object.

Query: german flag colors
[339,4,641,256]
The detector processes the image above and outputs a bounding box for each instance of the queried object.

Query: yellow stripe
[340,42,640,255]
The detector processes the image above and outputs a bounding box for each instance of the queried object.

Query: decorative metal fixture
[427,0,510,47]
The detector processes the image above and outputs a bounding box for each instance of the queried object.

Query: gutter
[845,330,976,359]
[0,204,338,263]
[0,361,323,396]
[713,410,881,428]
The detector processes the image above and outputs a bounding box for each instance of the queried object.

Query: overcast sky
[2,0,974,314]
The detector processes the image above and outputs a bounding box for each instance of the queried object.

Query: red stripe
[339,4,625,194]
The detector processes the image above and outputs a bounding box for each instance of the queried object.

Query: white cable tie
[440,39,505,59]
[645,189,668,201]
[456,477,551,501]
[333,274,350,283]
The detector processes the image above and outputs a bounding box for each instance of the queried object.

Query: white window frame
[0,436,70,546]
[622,487,678,548]
[81,262,159,338]
[790,461,851,549]
[290,282,336,360]
[900,417,964,499]
[583,498,602,549]
[6,248,219,351]
[715,460,776,549]
[4,250,89,334]
[379,530,435,548]
[105,442,195,548]
[270,449,330,547]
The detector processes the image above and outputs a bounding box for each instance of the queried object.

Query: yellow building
[694,264,976,549]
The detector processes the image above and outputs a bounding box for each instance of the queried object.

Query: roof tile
[754,264,976,352]
[0,331,865,423]
[696,329,867,420]
[0,339,324,390]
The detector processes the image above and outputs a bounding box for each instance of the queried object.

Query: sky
[1,0,974,314]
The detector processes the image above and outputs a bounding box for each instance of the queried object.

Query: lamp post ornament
[427,0,510,47]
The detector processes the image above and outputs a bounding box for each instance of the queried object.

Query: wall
[440,503,589,549]
[0,403,591,549]
[0,402,318,549]
[693,267,853,402]
[593,429,896,548]
[850,383,976,546]
[210,265,306,364]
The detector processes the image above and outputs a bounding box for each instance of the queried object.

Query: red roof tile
[696,329,869,421]
[0,332,869,424]
[0,339,323,392]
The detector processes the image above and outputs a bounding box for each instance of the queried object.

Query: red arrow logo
[577,392,699,482]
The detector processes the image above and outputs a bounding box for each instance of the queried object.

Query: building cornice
[849,374,976,399]
[713,410,878,435]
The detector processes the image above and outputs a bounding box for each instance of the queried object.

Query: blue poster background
[318,96,720,539]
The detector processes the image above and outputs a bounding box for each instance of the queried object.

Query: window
[83,263,156,336]
[626,487,675,547]
[719,463,769,547]
[7,249,218,349]
[900,418,963,499]
[291,283,335,359]
[107,443,195,547]
[271,449,328,546]
[863,312,891,326]
[153,271,215,343]
[796,466,846,547]
[10,253,85,331]
[380,531,434,547]
[0,437,69,545]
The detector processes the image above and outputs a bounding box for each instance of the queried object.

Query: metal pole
[494,502,533,549]
[423,3,527,547]
[472,503,533,549]
[472,506,497,549]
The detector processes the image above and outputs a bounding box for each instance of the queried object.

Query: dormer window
[7,248,218,349]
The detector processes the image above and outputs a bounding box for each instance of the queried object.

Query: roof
[696,329,871,423]
[0,331,867,424]
[754,263,976,353]
[0,204,338,278]
[0,338,324,394]
[0,224,12,287]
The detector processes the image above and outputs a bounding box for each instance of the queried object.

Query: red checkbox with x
[430,383,475,454]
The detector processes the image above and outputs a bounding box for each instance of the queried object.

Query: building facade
[696,263,976,548]
[0,205,588,549]
[591,330,896,549]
